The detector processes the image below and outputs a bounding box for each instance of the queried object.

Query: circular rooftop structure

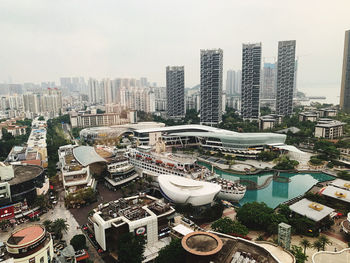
[182,231,223,256]
[7,225,45,249]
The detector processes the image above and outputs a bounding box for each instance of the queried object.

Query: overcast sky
[0,0,349,98]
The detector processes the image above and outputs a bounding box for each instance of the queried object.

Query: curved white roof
[158,174,221,206]
[73,146,107,166]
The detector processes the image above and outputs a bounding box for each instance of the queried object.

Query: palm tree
[312,239,323,252]
[319,235,332,251]
[43,220,53,232]
[299,238,311,255]
[228,160,235,170]
[52,218,69,240]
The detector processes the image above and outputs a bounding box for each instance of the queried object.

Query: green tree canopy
[52,218,69,239]
[290,245,308,263]
[117,232,145,263]
[236,202,274,230]
[155,238,185,263]
[70,234,86,251]
[211,217,249,236]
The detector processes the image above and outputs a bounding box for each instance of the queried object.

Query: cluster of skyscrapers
[1,29,349,121]
[88,77,160,113]
[0,88,62,118]
[166,40,297,124]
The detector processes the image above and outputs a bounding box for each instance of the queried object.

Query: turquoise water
[198,161,334,208]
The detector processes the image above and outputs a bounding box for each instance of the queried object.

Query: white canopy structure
[158,174,221,206]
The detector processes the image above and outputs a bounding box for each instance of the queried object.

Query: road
[0,191,104,263]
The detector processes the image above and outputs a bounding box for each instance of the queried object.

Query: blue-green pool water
[198,162,334,208]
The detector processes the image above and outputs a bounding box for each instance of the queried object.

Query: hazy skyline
[0,0,349,99]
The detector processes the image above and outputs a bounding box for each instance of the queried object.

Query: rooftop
[321,185,350,203]
[96,195,173,222]
[2,165,43,185]
[182,231,283,263]
[7,225,45,246]
[289,198,334,222]
[316,120,345,128]
[330,178,350,190]
[182,231,223,256]
[73,146,107,166]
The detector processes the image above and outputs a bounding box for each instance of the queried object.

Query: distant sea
[299,83,340,105]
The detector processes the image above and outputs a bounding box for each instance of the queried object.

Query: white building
[88,194,175,260]
[315,119,345,139]
[5,225,54,263]
[58,145,102,195]
[158,175,221,206]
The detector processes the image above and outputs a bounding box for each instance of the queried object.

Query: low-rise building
[298,111,318,122]
[3,225,54,263]
[0,164,46,207]
[289,198,334,224]
[259,114,283,130]
[58,145,103,195]
[69,111,132,128]
[317,108,337,118]
[88,194,175,261]
[314,119,345,139]
[5,125,27,137]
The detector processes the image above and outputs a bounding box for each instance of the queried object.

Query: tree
[211,217,249,236]
[228,159,235,170]
[0,219,9,230]
[337,171,350,180]
[155,238,185,263]
[258,151,278,162]
[43,220,53,232]
[314,140,340,160]
[273,155,299,170]
[236,202,274,230]
[33,195,48,210]
[290,245,308,263]
[117,232,145,263]
[299,239,311,255]
[70,234,86,251]
[319,235,332,251]
[312,239,323,252]
[52,218,69,239]
[38,116,45,121]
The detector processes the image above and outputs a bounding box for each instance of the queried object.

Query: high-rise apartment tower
[276,40,296,116]
[241,43,261,120]
[200,49,223,125]
[166,66,185,118]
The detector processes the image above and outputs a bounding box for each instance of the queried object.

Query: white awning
[172,224,194,236]
[269,144,305,154]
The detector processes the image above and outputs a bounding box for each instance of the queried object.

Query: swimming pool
[198,161,334,208]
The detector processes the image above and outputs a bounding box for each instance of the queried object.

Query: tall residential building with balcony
[340,30,350,113]
[166,66,185,118]
[241,43,261,120]
[200,49,223,125]
[276,40,296,116]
